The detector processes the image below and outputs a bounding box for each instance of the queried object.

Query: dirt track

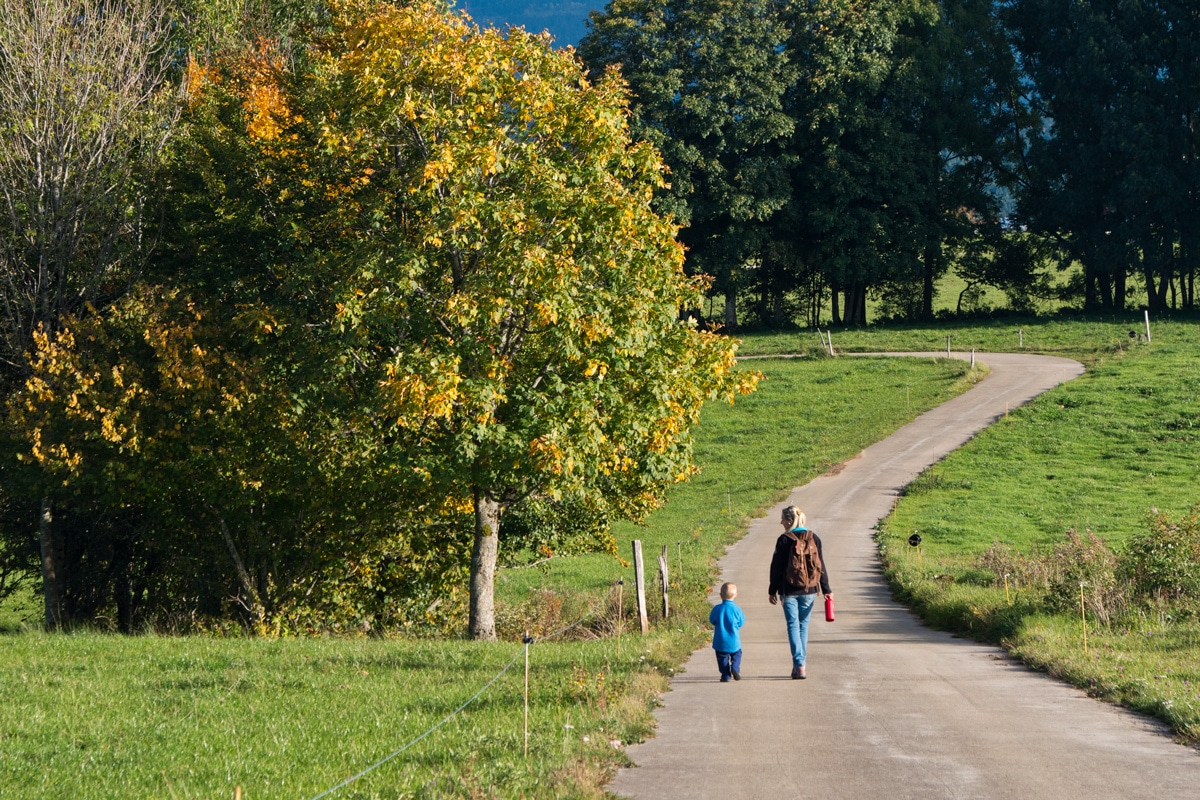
[609,352,1200,800]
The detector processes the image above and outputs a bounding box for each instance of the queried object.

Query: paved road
[609,352,1200,800]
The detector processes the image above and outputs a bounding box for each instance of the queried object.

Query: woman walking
[768,505,832,679]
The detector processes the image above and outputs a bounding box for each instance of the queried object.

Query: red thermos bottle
[825,596,835,622]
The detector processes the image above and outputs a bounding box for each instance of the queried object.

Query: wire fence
[303,584,620,800]
[281,461,871,798]
[302,360,945,799]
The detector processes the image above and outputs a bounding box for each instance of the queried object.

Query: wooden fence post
[523,632,531,759]
[616,580,624,656]
[658,545,670,619]
[632,540,649,634]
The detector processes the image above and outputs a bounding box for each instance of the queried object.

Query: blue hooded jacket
[709,599,745,652]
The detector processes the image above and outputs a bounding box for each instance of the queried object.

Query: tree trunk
[922,243,939,320]
[771,288,785,328]
[1142,258,1163,311]
[1140,234,1170,311]
[830,282,841,326]
[38,497,61,630]
[1157,235,1172,310]
[723,290,738,333]
[210,506,265,623]
[1083,260,1099,311]
[469,491,502,640]
[1182,226,1196,310]
[1098,270,1113,309]
[843,281,868,326]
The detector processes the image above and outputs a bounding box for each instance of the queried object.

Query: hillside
[459,0,593,46]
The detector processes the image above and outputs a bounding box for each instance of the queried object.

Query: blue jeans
[781,593,816,667]
[715,649,742,681]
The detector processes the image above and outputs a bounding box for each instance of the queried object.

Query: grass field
[868,314,1200,741]
[6,309,1197,796]
[0,356,977,799]
[736,312,1161,360]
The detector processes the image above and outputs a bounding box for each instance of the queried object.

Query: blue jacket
[709,600,745,652]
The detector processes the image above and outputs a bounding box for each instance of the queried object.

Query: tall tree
[581,0,796,331]
[1007,0,1200,311]
[836,0,1022,323]
[311,1,757,638]
[0,0,179,628]
[13,0,757,638]
[770,0,931,326]
[0,0,178,381]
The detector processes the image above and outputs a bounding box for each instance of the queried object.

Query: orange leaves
[529,434,568,475]
[237,39,297,142]
[245,81,287,140]
[184,55,215,109]
[187,38,298,144]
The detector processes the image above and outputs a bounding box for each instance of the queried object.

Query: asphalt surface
[609,352,1200,800]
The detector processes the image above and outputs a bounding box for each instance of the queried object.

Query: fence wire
[305,584,618,800]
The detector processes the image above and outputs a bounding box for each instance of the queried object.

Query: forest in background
[582,0,1200,329]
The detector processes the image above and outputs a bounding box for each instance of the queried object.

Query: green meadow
[863,315,1200,742]
[5,312,1198,797]
[1,356,976,799]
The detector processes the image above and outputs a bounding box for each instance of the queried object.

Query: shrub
[975,541,1052,591]
[1121,505,1200,603]
[1045,529,1126,626]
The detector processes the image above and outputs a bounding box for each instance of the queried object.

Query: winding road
[609,352,1200,800]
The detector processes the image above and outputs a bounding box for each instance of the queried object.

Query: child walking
[709,582,745,682]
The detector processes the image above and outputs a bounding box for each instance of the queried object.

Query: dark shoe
[798,665,807,679]
[720,675,731,682]
[791,665,802,680]
[731,669,741,681]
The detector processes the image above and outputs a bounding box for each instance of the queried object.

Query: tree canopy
[8,0,756,637]
[582,0,1199,325]
[4,0,1199,636]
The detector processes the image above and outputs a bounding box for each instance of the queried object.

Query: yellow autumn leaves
[10,0,757,634]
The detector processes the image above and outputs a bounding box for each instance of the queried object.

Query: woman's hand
[769,593,778,605]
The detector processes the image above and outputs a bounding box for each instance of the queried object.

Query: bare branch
[0,0,181,382]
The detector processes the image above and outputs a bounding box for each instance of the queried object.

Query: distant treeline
[580,0,1200,328]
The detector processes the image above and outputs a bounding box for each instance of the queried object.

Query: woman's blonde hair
[781,505,806,530]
